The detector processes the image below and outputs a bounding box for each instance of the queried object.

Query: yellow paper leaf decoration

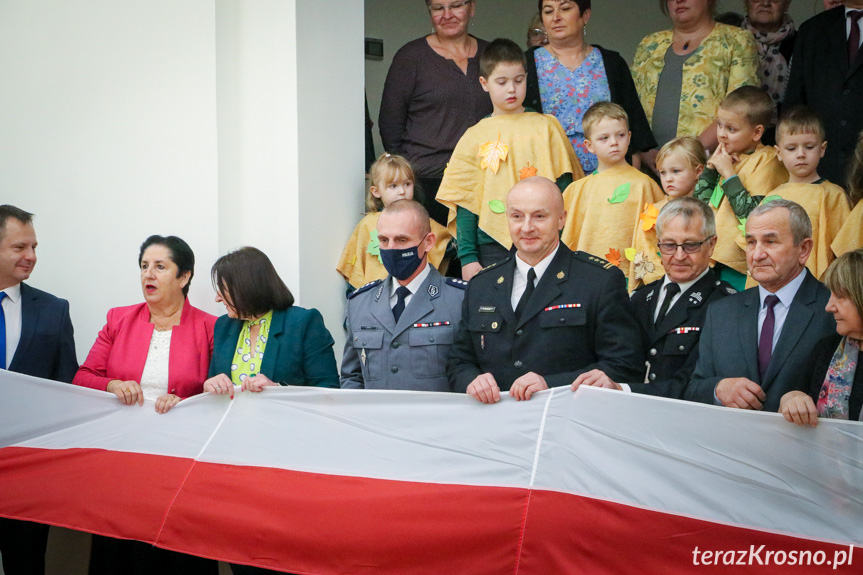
[639,203,660,231]
[624,247,636,262]
[478,133,509,175]
[519,162,538,180]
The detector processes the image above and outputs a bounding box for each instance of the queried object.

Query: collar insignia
[428,284,439,298]
[557,271,565,279]
[497,276,504,284]
[689,292,703,304]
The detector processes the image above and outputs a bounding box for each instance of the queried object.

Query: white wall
[0,0,363,364]
[365,0,830,157]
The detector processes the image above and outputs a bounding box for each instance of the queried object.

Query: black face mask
[379,236,428,280]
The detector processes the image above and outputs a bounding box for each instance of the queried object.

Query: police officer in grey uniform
[340,200,466,391]
[448,177,645,404]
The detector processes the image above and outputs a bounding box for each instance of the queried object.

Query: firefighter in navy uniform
[447,177,644,403]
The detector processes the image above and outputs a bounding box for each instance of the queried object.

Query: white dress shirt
[847,7,863,44]
[1,283,23,369]
[652,267,711,323]
[511,244,560,311]
[388,263,432,310]
[757,268,807,353]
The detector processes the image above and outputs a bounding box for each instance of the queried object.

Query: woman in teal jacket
[204,247,338,395]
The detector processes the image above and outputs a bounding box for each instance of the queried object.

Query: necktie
[758,295,780,381]
[515,268,537,321]
[392,286,411,323]
[0,291,7,370]
[655,282,681,325]
[850,10,863,64]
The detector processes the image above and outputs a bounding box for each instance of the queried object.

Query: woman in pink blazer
[74,235,217,413]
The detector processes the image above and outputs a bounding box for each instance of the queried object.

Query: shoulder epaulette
[445,277,469,290]
[347,279,384,300]
[573,251,616,271]
[473,255,513,278]
[714,279,738,296]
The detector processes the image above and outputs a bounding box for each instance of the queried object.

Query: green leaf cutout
[489,199,506,214]
[709,182,724,208]
[367,229,383,264]
[607,183,631,204]
[761,195,782,204]
[737,217,747,236]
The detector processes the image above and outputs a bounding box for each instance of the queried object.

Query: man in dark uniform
[628,198,735,397]
[340,200,466,390]
[447,177,644,404]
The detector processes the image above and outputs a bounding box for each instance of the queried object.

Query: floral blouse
[631,23,759,139]
[537,47,611,173]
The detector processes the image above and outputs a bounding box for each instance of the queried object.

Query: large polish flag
[0,370,861,574]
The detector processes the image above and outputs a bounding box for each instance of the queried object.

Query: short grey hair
[656,197,716,240]
[748,199,812,245]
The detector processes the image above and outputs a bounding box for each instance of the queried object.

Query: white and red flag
[0,370,860,574]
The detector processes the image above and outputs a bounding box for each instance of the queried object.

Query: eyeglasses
[656,237,715,255]
[529,28,547,38]
[428,0,473,15]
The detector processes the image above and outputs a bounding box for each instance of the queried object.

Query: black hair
[211,247,295,319]
[138,235,195,298]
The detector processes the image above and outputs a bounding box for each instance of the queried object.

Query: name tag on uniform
[670,327,700,334]
[544,304,582,311]
[478,306,496,313]
[412,321,451,328]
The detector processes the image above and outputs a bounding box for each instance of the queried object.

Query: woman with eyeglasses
[378,0,492,227]
[526,12,548,48]
[524,0,656,174]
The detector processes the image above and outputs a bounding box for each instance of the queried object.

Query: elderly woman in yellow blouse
[631,0,759,168]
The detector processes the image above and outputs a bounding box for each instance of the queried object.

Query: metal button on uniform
[649,373,656,381]
[429,337,435,343]
[559,317,565,323]
[678,345,685,351]
[391,366,398,373]
[514,360,523,368]
[516,329,523,336]
[392,342,400,349]
[649,348,657,356]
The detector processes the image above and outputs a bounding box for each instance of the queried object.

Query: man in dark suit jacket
[447,177,644,403]
[686,200,836,412]
[785,2,863,184]
[0,205,78,574]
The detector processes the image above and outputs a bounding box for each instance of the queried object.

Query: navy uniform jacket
[9,283,78,382]
[447,245,645,392]
[340,266,466,391]
[686,270,836,412]
[628,269,735,399]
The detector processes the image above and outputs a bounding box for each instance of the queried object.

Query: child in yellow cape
[693,87,788,291]
[337,153,450,290]
[560,102,663,280]
[832,132,863,257]
[436,39,582,280]
[629,137,708,290]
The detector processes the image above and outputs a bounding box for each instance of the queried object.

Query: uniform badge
[557,271,565,279]
[497,276,504,284]
[428,284,439,298]
[645,291,654,303]
[491,322,499,329]
[479,306,496,313]
[375,283,384,300]
[689,292,703,305]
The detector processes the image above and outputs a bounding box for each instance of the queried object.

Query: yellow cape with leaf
[628,197,670,291]
[711,144,788,274]
[832,200,863,257]
[436,112,583,250]
[560,163,664,276]
[336,212,451,289]
[760,181,850,280]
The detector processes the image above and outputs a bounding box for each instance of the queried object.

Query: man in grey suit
[340,200,466,391]
[686,199,836,412]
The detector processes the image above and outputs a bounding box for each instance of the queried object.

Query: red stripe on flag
[518,489,858,574]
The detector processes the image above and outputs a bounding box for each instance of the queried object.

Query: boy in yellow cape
[436,38,582,281]
[693,87,788,291]
[560,102,663,283]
